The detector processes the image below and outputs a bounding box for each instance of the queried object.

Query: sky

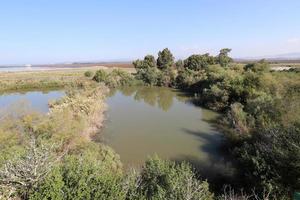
[0,0,300,65]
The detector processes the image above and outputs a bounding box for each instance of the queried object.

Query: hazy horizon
[1,0,300,65]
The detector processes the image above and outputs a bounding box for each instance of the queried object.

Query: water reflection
[0,90,65,113]
[110,86,192,112]
[101,86,234,184]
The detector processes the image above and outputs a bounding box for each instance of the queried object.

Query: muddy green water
[0,87,232,178]
[99,86,232,177]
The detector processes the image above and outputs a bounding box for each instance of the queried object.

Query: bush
[30,156,214,200]
[244,59,270,72]
[93,69,136,87]
[30,153,124,200]
[225,103,253,140]
[84,71,93,77]
[235,125,300,198]
[109,69,136,87]
[132,156,214,200]
[92,69,108,83]
[183,54,214,70]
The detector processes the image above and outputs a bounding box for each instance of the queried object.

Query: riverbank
[49,83,109,142]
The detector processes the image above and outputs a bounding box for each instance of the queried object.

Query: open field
[0,66,135,93]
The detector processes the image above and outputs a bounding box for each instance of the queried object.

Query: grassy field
[0,66,135,93]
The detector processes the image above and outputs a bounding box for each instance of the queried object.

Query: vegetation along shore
[0,48,299,199]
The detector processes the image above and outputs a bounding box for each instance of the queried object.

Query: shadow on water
[114,86,205,112]
[101,86,239,192]
[172,126,237,192]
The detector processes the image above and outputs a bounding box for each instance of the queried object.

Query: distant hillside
[236,52,300,63]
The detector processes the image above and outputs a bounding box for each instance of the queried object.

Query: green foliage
[30,155,213,200]
[134,48,300,196]
[93,69,136,87]
[157,48,174,70]
[2,47,299,198]
[175,59,184,69]
[183,54,215,70]
[135,66,160,86]
[84,70,93,77]
[92,69,108,83]
[30,153,124,200]
[218,48,232,67]
[199,65,245,111]
[29,167,65,200]
[235,125,300,197]
[134,156,214,200]
[133,55,157,70]
[225,103,252,140]
[134,51,175,86]
[244,59,270,72]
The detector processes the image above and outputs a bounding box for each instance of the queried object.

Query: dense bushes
[133,48,300,198]
[93,69,137,87]
[30,153,124,200]
[134,156,213,200]
[235,125,300,197]
[0,137,213,200]
[29,155,213,200]
[1,48,299,198]
[133,48,177,87]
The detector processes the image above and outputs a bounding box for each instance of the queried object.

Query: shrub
[30,153,124,200]
[92,69,108,83]
[235,125,300,198]
[93,69,135,87]
[131,156,214,200]
[84,71,93,77]
[225,103,253,139]
[109,69,135,87]
[244,59,270,73]
[0,137,61,199]
[183,54,214,70]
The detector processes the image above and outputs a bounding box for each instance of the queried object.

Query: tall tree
[157,48,174,70]
[218,48,232,67]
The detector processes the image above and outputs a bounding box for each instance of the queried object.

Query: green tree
[133,55,156,69]
[218,48,232,67]
[134,55,161,86]
[157,48,174,70]
[184,54,213,70]
[175,59,184,69]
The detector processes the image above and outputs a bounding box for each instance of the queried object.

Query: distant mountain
[265,52,300,60]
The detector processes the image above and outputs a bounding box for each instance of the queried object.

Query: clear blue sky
[1,0,300,65]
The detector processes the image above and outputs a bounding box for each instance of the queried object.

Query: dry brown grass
[0,67,135,93]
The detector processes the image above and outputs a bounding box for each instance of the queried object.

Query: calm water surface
[0,90,65,113]
[0,87,233,179]
[99,86,232,177]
